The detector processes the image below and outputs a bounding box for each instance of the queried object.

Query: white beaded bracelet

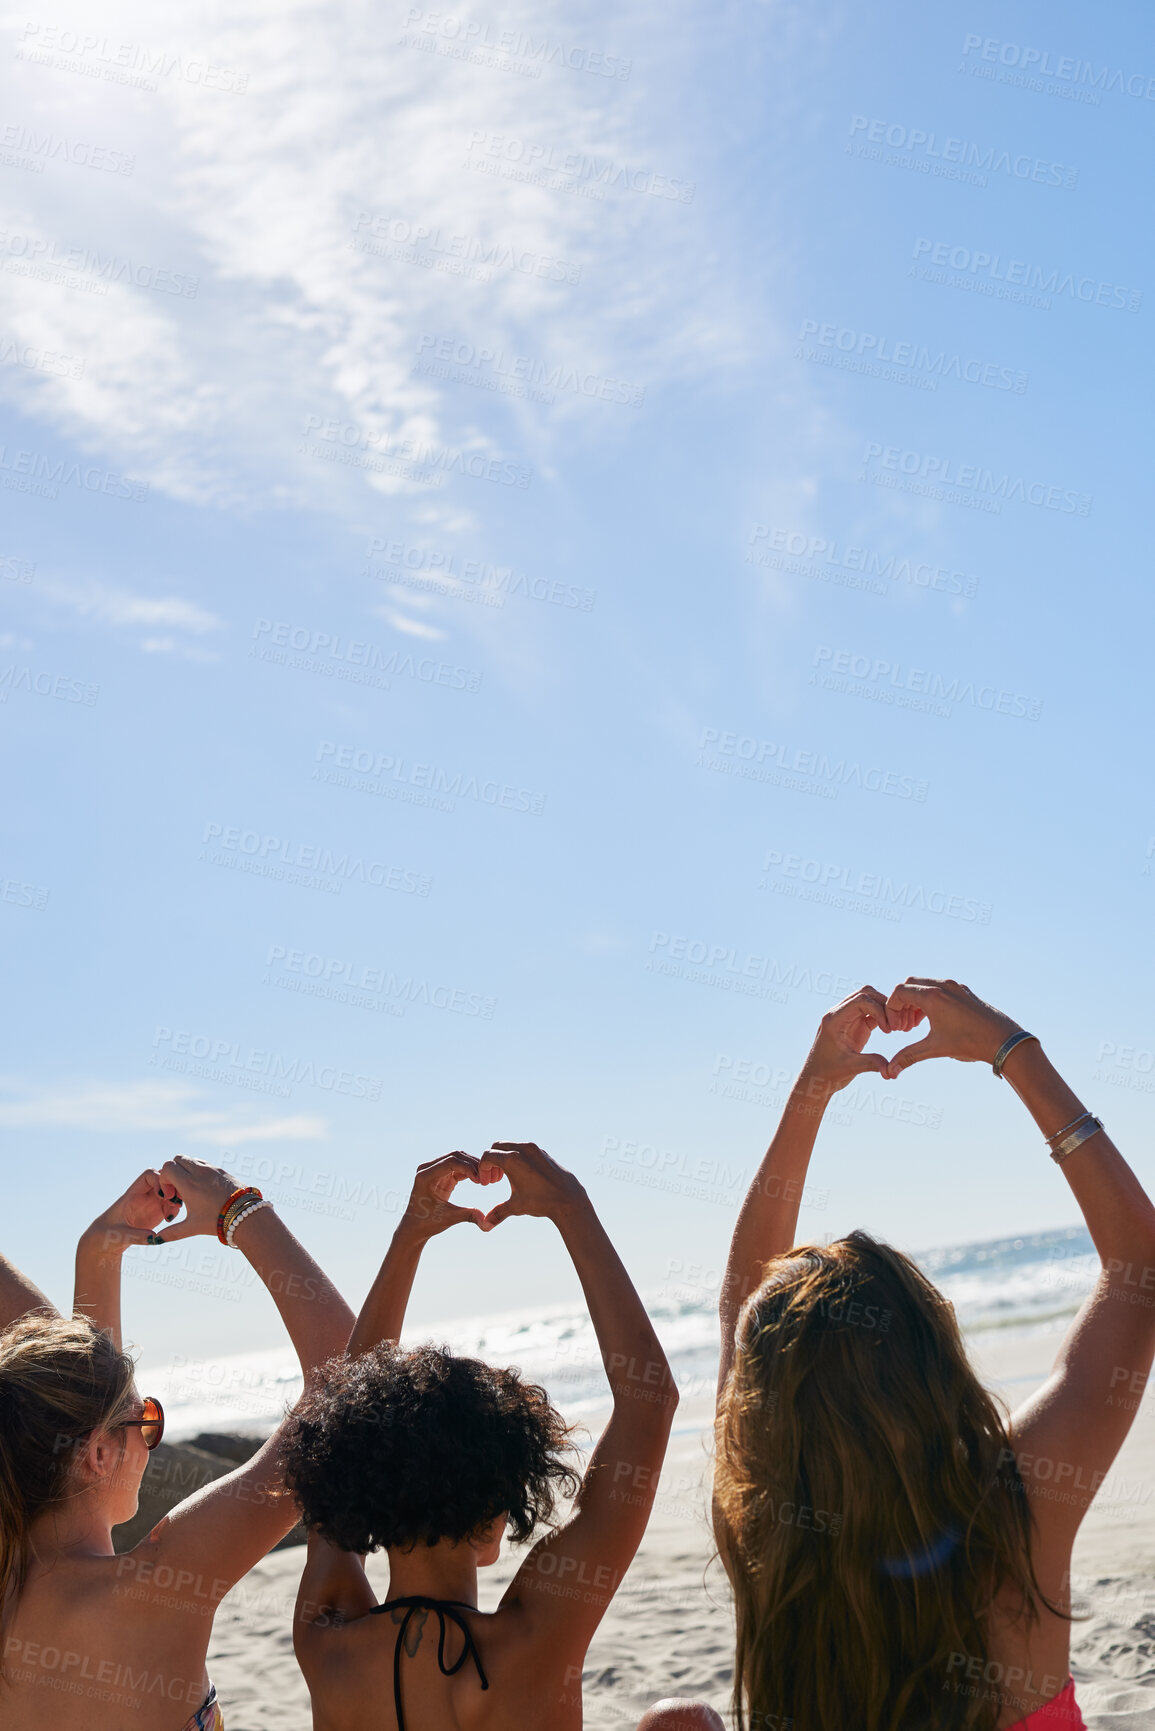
[226,1197,272,1245]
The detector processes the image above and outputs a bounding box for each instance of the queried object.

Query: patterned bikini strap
[371,1596,490,1731]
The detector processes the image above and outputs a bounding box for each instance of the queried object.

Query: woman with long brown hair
[0,1155,353,1731]
[709,977,1155,1731]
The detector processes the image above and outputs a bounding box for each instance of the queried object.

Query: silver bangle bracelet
[1050,1115,1104,1164]
[992,1030,1039,1077]
[1046,1113,1090,1149]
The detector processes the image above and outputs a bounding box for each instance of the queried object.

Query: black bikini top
[369,1596,490,1731]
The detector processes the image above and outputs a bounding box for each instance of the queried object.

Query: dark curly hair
[282,1342,580,1552]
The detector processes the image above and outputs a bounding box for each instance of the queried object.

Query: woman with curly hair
[701,977,1155,1731]
[0,1156,354,1731]
[285,1140,703,1731]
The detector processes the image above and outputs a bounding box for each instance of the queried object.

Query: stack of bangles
[991,1032,1104,1163]
[1044,1112,1105,1165]
[216,1187,272,1246]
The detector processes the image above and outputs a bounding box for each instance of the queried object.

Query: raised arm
[884,978,1155,1561]
[130,1156,355,1594]
[73,1167,182,1346]
[0,1251,58,1330]
[296,1152,490,1648]
[155,1155,355,1380]
[347,1150,487,1354]
[718,987,893,1390]
[494,1143,678,1644]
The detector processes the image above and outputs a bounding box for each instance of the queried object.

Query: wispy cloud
[0,0,758,519]
[42,580,224,634]
[372,606,447,640]
[0,1080,325,1144]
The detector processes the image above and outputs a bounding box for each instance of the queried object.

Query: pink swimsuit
[1008,1678,1085,1730]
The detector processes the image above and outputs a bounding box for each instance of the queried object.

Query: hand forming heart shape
[401,1142,585,1238]
[804,978,1024,1094]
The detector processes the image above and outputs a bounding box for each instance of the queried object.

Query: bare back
[3,1542,216,1731]
[303,1597,587,1731]
[1,1433,300,1731]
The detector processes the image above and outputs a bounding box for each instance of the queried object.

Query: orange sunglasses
[114,1396,165,1450]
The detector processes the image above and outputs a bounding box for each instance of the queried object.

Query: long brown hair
[714,1231,1058,1731]
[0,1314,136,1621]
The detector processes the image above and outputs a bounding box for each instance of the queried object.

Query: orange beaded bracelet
[217,1186,261,1244]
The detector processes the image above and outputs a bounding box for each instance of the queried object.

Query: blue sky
[3,0,1154,1362]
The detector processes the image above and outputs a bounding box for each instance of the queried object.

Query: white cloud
[373,607,447,640]
[42,580,224,633]
[0,0,759,520]
[0,1080,325,1144]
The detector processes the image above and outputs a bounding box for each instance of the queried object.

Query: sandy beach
[206,1317,1154,1729]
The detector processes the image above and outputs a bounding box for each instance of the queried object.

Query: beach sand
[207,1318,1154,1729]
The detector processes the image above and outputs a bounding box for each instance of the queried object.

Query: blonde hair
[715,1231,1060,1731]
[0,1314,136,1618]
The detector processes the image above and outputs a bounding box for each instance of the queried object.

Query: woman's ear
[75,1427,125,1488]
[471,1515,506,1564]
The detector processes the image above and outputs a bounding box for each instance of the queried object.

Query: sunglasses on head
[114,1396,165,1451]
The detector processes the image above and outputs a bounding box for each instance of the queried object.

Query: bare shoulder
[111,1517,233,1619]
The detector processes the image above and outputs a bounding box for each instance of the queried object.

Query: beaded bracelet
[222,1190,264,1242]
[226,1197,272,1246]
[217,1187,262,1244]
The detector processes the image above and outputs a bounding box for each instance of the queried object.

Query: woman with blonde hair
[707,978,1155,1731]
[0,1155,353,1731]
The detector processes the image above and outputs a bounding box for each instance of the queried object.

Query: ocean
[149,1223,1098,1442]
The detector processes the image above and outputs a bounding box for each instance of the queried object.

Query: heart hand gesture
[84,1167,185,1254]
[402,1151,504,1239]
[798,986,896,1097]
[881,978,1021,1079]
[477,1142,584,1232]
